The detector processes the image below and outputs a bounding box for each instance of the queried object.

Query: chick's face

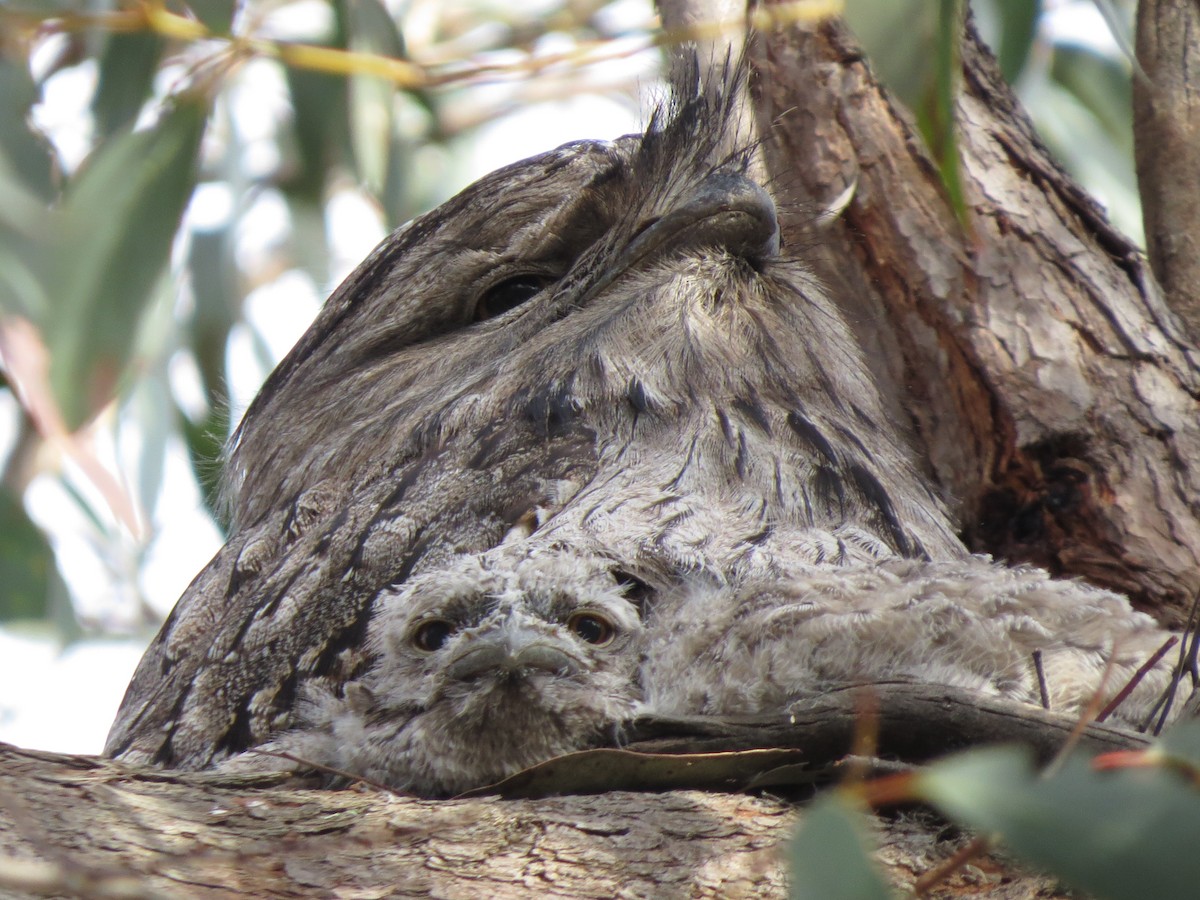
[363,552,645,790]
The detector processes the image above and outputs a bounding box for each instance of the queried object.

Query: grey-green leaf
[0,56,57,202]
[92,32,165,139]
[844,0,968,224]
[788,796,893,900]
[345,0,406,198]
[47,96,207,430]
[973,0,1041,83]
[917,746,1200,900]
[0,486,55,621]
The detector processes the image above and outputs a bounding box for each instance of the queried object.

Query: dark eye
[412,619,456,652]
[475,274,553,321]
[567,612,616,646]
[613,570,653,616]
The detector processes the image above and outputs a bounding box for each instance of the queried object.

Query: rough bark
[1,682,1142,898]
[749,9,1200,625]
[1136,0,1200,340]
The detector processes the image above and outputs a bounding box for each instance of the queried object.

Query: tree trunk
[751,13,1200,625]
[4,6,1197,897]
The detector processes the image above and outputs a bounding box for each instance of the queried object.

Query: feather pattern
[107,59,1180,786]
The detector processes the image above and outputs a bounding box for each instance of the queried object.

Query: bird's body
[644,556,1177,730]
[109,61,1186,793]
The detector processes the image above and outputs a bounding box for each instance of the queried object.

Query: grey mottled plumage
[223,549,643,795]
[644,556,1178,729]
[108,61,1185,794]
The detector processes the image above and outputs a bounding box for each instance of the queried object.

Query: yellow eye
[412,619,456,652]
[568,612,615,646]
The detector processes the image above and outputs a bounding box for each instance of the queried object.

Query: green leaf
[186,219,238,397]
[917,746,1200,900]
[283,1,352,204]
[0,56,57,202]
[1051,44,1132,150]
[46,96,207,430]
[181,221,236,523]
[1159,719,1200,759]
[973,0,1041,84]
[1090,0,1136,65]
[0,486,55,620]
[844,0,968,225]
[136,388,171,520]
[926,0,967,222]
[0,170,49,321]
[788,796,892,900]
[92,32,165,138]
[283,67,350,202]
[845,0,940,112]
[188,0,237,33]
[1022,75,1141,243]
[0,94,53,323]
[344,0,406,197]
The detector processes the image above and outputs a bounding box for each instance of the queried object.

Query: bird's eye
[412,619,456,652]
[475,274,553,321]
[567,612,616,646]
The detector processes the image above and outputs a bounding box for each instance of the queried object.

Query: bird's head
[220,60,827,527]
[351,549,645,793]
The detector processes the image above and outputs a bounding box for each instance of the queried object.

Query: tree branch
[1135,0,1200,340]
[0,682,1135,898]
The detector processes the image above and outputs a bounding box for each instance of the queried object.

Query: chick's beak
[446,619,581,682]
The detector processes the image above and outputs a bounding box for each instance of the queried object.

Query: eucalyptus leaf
[283,1,352,204]
[345,0,406,197]
[92,32,165,139]
[1022,77,1141,242]
[918,746,1200,900]
[973,0,1041,83]
[1051,44,1132,150]
[844,0,968,223]
[284,65,351,202]
[184,220,237,521]
[1090,0,1136,65]
[0,56,56,202]
[789,796,893,900]
[0,155,52,320]
[127,351,173,519]
[46,96,207,430]
[0,486,55,621]
[188,0,237,33]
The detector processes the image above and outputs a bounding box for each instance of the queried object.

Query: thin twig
[0,1,840,91]
[914,835,991,896]
[1032,649,1050,709]
[1143,589,1200,733]
[1096,635,1178,722]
